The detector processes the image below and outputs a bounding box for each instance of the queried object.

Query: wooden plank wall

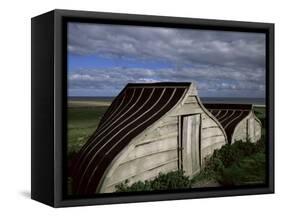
[100,115,179,193]
[254,119,262,141]
[232,112,262,143]
[232,117,248,142]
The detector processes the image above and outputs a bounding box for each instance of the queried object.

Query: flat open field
[67,100,110,156]
[67,99,266,157]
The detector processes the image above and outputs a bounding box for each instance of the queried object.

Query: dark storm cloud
[68,23,265,69]
[68,23,266,97]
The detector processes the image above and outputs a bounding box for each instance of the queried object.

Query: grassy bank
[191,107,266,187]
[191,137,266,187]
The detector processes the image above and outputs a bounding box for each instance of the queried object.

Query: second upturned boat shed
[204,103,262,144]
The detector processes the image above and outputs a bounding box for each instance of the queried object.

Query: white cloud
[68,66,265,97]
[67,23,266,98]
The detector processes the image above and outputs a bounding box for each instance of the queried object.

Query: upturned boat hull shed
[71,82,228,195]
[204,104,262,144]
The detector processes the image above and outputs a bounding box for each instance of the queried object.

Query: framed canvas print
[31,9,274,207]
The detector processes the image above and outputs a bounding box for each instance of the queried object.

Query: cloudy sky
[67,22,266,98]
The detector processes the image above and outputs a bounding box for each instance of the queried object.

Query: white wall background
[0,0,279,215]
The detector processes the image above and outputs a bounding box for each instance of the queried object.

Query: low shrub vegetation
[201,136,266,186]
[115,170,191,192]
[216,152,266,186]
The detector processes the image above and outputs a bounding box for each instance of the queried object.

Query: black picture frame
[31,9,274,207]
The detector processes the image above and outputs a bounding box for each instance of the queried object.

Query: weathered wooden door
[181,114,201,177]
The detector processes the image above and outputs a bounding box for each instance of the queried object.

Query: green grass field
[67,102,109,156]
